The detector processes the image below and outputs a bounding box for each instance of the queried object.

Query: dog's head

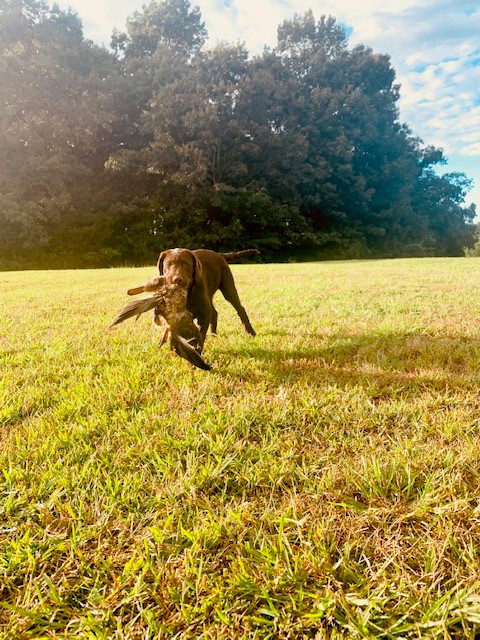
[157,248,203,290]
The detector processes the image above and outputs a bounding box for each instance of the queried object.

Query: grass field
[2,258,480,639]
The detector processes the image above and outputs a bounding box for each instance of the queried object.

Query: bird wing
[110,293,165,327]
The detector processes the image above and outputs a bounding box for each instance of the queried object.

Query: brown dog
[156,248,257,348]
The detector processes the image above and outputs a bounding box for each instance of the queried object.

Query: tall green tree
[112,0,206,59]
[411,146,476,256]
[0,0,117,263]
[103,0,213,258]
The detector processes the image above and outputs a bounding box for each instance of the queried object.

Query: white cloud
[461,143,480,156]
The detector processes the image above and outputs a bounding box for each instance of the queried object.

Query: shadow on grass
[213,328,480,394]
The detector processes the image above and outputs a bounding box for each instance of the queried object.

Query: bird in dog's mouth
[110,276,211,370]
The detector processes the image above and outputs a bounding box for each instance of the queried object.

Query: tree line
[0,0,476,269]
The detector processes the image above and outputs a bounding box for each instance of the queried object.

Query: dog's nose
[172,275,186,288]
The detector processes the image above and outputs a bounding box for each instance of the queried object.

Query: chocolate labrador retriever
[157,248,257,348]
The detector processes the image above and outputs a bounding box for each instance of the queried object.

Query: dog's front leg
[195,309,212,351]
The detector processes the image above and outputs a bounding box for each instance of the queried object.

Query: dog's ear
[192,254,203,285]
[157,251,166,274]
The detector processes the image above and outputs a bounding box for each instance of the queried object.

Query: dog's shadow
[211,328,480,395]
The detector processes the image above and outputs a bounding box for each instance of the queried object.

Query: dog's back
[191,249,230,297]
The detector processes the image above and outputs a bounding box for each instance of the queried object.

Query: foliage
[0,0,118,262]
[2,259,480,636]
[0,0,476,268]
[464,223,480,256]
[111,0,206,58]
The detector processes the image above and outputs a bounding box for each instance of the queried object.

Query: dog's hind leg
[219,271,256,336]
[210,306,218,334]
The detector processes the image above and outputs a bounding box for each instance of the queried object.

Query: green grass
[2,258,480,638]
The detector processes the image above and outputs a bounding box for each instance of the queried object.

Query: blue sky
[60,0,480,212]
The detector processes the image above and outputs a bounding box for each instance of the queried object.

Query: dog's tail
[220,249,260,263]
